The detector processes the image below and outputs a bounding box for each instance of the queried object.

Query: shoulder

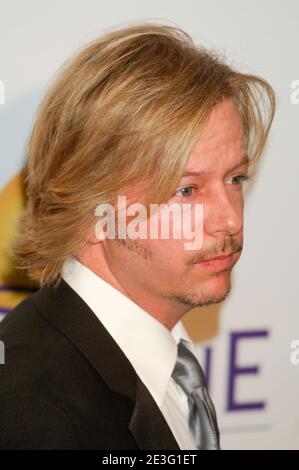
[0,291,54,344]
[0,290,104,407]
[0,292,75,373]
[0,286,136,449]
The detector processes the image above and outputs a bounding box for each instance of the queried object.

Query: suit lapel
[129,376,180,450]
[32,279,180,450]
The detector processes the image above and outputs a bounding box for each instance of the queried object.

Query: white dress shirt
[61,256,197,450]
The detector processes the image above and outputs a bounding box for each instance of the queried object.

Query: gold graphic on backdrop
[0,172,37,314]
[182,304,221,343]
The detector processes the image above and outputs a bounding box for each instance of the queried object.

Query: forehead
[186,98,246,171]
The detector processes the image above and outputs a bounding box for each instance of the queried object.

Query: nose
[204,184,243,237]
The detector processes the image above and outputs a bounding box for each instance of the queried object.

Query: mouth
[195,251,239,271]
[203,252,236,262]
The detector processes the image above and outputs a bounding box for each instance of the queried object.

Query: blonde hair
[12,22,276,286]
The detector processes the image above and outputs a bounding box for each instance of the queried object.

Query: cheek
[143,208,202,267]
[145,240,190,293]
[231,190,245,209]
[108,207,199,275]
[148,238,189,275]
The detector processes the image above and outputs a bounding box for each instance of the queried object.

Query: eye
[175,186,194,198]
[227,174,250,186]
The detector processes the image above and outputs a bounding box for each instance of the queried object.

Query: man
[0,22,275,449]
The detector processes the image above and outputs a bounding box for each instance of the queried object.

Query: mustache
[186,238,243,265]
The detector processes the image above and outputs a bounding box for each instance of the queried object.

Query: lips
[202,252,235,262]
[196,251,238,271]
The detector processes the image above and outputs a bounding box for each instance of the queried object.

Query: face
[100,98,248,325]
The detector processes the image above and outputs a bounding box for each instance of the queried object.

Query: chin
[194,270,232,305]
[174,271,232,308]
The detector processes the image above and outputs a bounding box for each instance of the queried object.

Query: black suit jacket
[0,279,181,450]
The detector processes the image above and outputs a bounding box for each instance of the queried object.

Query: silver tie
[171,339,220,450]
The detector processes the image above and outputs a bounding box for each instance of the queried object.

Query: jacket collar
[32,279,180,450]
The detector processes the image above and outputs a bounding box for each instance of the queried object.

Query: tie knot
[171,339,207,396]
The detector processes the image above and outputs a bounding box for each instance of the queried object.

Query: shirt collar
[61,255,194,407]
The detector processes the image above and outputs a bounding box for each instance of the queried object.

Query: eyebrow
[182,154,250,177]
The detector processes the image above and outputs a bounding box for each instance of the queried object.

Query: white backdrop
[0,0,298,450]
